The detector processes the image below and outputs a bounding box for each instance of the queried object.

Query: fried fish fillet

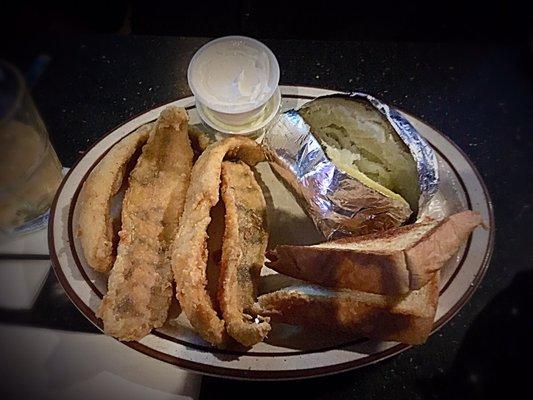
[218,161,270,347]
[97,106,193,341]
[78,124,152,272]
[170,137,265,347]
[163,125,214,243]
[188,125,215,158]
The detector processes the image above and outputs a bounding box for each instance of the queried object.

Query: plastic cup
[188,36,280,135]
[0,61,62,235]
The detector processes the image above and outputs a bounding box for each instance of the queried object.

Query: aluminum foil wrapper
[262,93,439,239]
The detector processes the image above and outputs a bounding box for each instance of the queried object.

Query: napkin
[0,259,50,309]
[0,325,202,399]
[0,228,49,256]
[0,166,203,398]
[0,167,68,256]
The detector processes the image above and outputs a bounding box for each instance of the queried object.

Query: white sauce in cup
[188,36,280,134]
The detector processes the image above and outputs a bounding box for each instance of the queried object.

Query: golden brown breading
[218,161,270,347]
[97,106,193,341]
[188,125,215,158]
[169,137,265,347]
[78,124,152,272]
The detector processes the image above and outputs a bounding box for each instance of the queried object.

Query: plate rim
[48,86,495,380]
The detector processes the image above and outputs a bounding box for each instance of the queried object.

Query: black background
[2,0,532,42]
[1,1,532,399]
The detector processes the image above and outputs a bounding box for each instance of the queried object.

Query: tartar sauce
[188,36,278,114]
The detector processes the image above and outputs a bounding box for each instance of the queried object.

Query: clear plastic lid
[188,36,280,114]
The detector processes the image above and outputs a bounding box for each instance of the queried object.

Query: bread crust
[267,211,483,294]
[268,247,410,295]
[405,210,483,288]
[255,274,440,345]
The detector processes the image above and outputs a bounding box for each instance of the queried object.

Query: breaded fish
[78,124,152,272]
[170,137,265,347]
[188,125,215,158]
[218,161,270,347]
[97,106,193,341]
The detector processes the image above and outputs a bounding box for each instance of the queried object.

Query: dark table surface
[3,35,532,399]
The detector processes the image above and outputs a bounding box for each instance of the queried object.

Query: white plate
[49,86,494,380]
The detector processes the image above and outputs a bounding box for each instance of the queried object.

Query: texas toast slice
[267,211,483,294]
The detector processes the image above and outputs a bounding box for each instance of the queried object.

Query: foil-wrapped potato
[262,93,439,239]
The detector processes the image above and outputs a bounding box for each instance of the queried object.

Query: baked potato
[262,94,438,238]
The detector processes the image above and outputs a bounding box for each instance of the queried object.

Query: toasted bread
[254,273,439,345]
[267,210,483,294]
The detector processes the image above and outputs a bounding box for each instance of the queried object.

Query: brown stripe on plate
[66,100,473,356]
[65,127,372,356]
[49,90,494,379]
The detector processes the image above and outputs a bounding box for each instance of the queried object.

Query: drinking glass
[0,61,62,235]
